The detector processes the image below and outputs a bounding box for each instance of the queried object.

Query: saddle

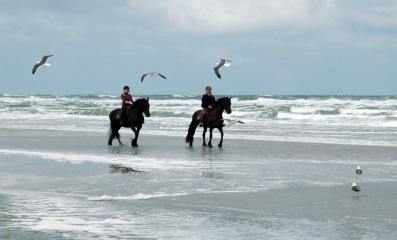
[116,111,122,120]
[118,107,144,124]
[117,106,130,121]
[199,109,225,127]
[116,109,126,120]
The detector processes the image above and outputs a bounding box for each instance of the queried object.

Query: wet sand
[1,128,397,239]
[160,182,397,218]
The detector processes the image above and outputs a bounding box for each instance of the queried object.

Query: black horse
[185,97,232,148]
[108,98,150,147]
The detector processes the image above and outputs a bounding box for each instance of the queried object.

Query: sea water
[1,94,397,146]
[0,95,397,239]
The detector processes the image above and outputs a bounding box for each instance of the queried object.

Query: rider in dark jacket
[202,93,216,109]
[199,86,215,126]
[120,86,133,124]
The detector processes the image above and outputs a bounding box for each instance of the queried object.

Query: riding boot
[120,106,127,125]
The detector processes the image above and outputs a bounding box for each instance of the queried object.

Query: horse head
[218,97,232,114]
[144,97,151,117]
[134,98,151,117]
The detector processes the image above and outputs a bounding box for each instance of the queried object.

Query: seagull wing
[213,68,221,79]
[32,63,41,75]
[223,119,245,125]
[41,55,53,64]
[213,59,226,79]
[214,59,226,70]
[158,73,167,79]
[223,60,232,67]
[141,73,148,82]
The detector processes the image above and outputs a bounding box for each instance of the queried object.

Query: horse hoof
[208,144,213,148]
[218,144,222,148]
[203,143,207,147]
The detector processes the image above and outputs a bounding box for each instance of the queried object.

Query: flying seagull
[213,58,232,79]
[224,119,245,125]
[141,72,167,82]
[351,182,361,196]
[32,55,53,75]
[355,166,362,176]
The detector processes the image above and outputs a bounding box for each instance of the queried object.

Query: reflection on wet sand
[109,164,144,174]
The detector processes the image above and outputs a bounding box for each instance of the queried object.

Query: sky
[0,0,396,95]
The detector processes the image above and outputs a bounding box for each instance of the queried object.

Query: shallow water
[1,94,397,239]
[1,129,397,239]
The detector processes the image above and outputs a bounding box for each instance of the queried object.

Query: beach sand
[1,128,397,239]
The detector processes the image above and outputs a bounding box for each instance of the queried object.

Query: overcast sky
[0,0,396,95]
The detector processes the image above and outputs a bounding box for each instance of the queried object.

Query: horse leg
[134,127,141,147]
[116,127,123,146]
[108,128,114,146]
[109,123,123,146]
[131,126,141,147]
[131,127,137,147]
[218,127,224,148]
[208,128,213,148]
[202,126,207,147]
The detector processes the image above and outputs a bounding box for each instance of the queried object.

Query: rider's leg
[199,108,206,127]
[120,106,127,124]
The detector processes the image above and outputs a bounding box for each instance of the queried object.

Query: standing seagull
[355,166,362,176]
[141,72,167,82]
[213,58,232,79]
[351,182,361,196]
[32,55,53,75]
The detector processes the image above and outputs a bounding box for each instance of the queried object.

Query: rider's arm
[121,94,132,105]
[201,95,207,108]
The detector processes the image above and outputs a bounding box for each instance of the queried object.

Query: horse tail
[186,111,200,145]
[109,116,121,138]
[185,120,198,144]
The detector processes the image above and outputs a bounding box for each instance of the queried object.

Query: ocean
[1,94,397,146]
[0,94,397,239]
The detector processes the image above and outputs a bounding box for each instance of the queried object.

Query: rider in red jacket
[120,86,133,124]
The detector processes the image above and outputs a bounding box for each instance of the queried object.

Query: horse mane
[132,98,147,108]
[214,97,230,106]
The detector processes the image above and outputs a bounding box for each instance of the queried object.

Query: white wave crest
[87,192,187,201]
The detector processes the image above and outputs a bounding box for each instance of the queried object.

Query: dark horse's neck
[124,99,147,125]
[212,97,228,118]
[130,99,146,113]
